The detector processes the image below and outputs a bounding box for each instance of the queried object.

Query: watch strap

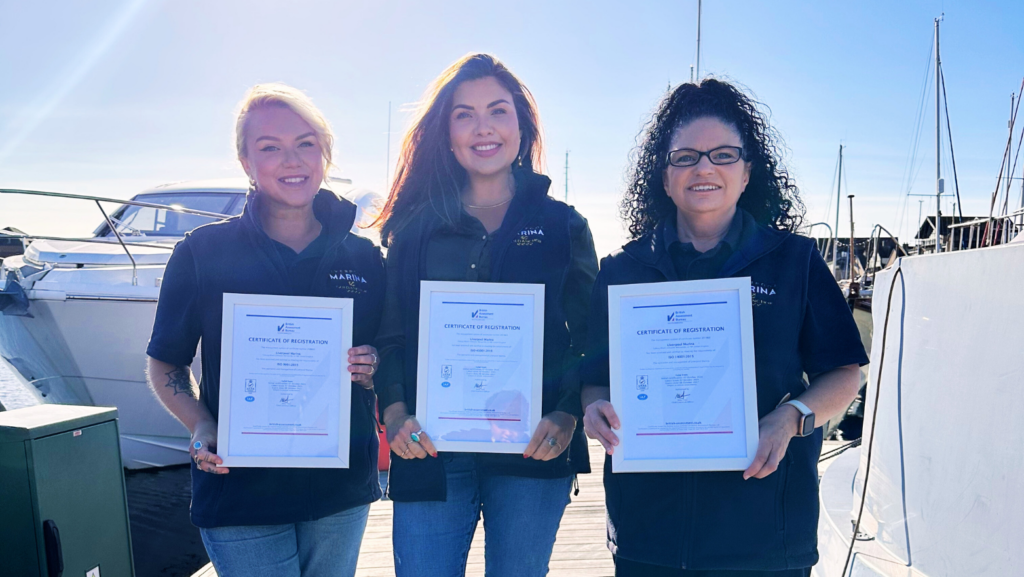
[784,399,812,417]
[783,400,815,437]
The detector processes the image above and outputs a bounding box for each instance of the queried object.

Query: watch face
[801,414,815,437]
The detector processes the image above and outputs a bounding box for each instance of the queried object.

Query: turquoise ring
[410,431,423,443]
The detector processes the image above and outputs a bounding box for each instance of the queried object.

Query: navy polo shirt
[582,209,868,571]
[147,190,385,528]
[664,209,743,281]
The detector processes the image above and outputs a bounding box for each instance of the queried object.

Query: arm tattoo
[165,366,196,398]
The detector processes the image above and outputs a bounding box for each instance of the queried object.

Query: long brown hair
[376,53,545,245]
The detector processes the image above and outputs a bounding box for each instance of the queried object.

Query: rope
[841,265,904,577]
[819,438,861,463]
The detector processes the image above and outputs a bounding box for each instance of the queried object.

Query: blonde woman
[146,83,384,577]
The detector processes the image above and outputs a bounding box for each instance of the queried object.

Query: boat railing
[946,208,1024,252]
[0,188,232,286]
[861,224,907,286]
[802,221,834,264]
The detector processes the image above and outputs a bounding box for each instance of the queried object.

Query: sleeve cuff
[378,383,407,419]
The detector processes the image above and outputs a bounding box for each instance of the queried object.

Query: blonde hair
[235,83,335,181]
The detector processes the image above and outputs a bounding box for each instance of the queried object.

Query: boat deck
[192,439,848,577]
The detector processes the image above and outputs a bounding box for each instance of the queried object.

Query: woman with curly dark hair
[581,79,868,576]
[373,53,598,576]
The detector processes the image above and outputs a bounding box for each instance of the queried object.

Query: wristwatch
[783,400,815,437]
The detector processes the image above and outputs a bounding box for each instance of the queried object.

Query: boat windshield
[96,193,244,237]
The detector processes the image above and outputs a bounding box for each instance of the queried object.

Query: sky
[2,0,1023,258]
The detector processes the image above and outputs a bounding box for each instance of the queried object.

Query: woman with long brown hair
[374,53,598,576]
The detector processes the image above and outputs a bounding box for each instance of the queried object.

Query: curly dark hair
[621,78,804,239]
[376,53,544,245]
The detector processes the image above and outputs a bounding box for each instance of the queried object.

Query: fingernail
[523,454,529,459]
[431,452,438,458]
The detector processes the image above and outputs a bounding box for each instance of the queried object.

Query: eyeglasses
[667,146,744,168]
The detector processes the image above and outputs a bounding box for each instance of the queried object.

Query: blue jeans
[392,453,573,577]
[200,504,370,577]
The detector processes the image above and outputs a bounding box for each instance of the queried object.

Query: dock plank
[192,440,614,576]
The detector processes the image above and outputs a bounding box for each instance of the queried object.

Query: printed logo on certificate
[217,293,354,468]
[416,281,545,454]
[608,277,759,472]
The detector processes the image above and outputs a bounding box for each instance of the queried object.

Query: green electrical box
[0,405,135,577]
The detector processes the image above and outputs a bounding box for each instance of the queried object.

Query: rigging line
[841,265,905,577]
[894,43,934,240]
[899,40,935,198]
[1002,124,1023,217]
[823,148,841,224]
[842,155,852,238]
[1003,86,1024,217]
[939,66,964,221]
[985,79,1024,243]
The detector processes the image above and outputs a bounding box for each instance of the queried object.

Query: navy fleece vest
[584,211,868,570]
[174,190,384,527]
[385,173,590,502]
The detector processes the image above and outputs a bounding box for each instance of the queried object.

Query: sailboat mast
[848,194,856,282]
[695,0,702,81]
[935,18,943,253]
[833,144,843,278]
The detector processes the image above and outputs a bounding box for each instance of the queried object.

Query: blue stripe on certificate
[245,314,333,320]
[632,301,726,309]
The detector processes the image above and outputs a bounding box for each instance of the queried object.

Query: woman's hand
[743,405,799,480]
[348,345,379,390]
[383,402,437,460]
[524,411,576,461]
[190,419,229,475]
[583,399,621,455]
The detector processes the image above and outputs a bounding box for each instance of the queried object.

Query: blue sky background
[2,0,1023,257]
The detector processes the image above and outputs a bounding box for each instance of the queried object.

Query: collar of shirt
[270,217,330,266]
[662,208,745,255]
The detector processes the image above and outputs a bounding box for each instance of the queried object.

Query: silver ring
[193,440,203,451]
[410,430,423,443]
[368,365,377,376]
[546,437,558,447]
[370,353,379,366]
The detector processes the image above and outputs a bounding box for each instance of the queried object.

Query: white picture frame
[608,277,759,473]
[217,293,353,468]
[415,281,545,453]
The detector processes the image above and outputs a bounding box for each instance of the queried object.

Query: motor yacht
[0,177,380,468]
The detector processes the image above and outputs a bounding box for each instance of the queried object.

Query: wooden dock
[192,440,848,576]
[192,439,615,577]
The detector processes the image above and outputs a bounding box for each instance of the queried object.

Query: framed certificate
[609,277,758,473]
[216,293,353,468]
[416,281,545,453]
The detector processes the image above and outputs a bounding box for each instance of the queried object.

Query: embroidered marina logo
[750,281,777,307]
[515,226,544,247]
[329,269,369,295]
[329,270,367,284]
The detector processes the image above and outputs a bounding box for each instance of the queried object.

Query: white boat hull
[0,274,193,469]
[814,243,1024,576]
